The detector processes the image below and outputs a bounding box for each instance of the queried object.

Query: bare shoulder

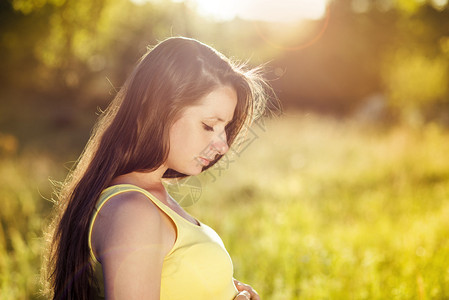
[97,190,162,224]
[91,190,175,262]
[91,191,176,298]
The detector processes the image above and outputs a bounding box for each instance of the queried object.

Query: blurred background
[1,0,449,299]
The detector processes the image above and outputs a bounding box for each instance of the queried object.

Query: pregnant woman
[43,36,275,300]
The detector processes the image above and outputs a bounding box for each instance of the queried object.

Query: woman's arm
[91,191,176,300]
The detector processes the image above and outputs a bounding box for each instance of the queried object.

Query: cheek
[169,121,198,154]
[168,124,184,156]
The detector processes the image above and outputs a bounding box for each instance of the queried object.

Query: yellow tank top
[88,184,238,300]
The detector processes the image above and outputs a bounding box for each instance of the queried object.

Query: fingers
[233,279,261,300]
[234,290,251,300]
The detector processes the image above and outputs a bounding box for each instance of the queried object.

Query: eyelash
[202,123,214,132]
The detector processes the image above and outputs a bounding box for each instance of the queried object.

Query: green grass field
[1,112,449,299]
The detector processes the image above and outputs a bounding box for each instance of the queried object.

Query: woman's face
[166,85,238,176]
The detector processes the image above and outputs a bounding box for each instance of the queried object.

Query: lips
[198,157,211,166]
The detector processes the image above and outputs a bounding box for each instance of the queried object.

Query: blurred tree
[382,49,448,125]
[268,0,449,121]
[382,0,449,124]
[0,1,51,91]
[2,0,449,126]
[270,0,398,114]
[1,0,199,105]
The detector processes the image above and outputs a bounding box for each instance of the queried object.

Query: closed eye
[202,123,214,132]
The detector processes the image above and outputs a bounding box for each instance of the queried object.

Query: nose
[215,141,229,155]
[212,131,229,155]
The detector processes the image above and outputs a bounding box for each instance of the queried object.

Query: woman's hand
[233,278,260,300]
[234,290,251,300]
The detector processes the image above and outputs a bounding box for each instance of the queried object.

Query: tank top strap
[88,183,198,264]
[106,184,185,222]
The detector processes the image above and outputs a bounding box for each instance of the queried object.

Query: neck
[109,164,169,192]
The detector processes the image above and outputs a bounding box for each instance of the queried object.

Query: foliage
[382,49,449,123]
[0,152,56,300]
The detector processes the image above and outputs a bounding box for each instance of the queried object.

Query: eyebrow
[204,117,232,124]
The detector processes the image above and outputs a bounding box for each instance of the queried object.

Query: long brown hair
[42,36,278,299]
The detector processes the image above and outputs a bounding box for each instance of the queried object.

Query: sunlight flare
[165,0,330,22]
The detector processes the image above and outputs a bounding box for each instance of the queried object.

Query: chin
[179,166,203,176]
[190,167,204,176]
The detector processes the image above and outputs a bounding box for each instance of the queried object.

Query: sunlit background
[1,0,449,299]
[168,0,329,22]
